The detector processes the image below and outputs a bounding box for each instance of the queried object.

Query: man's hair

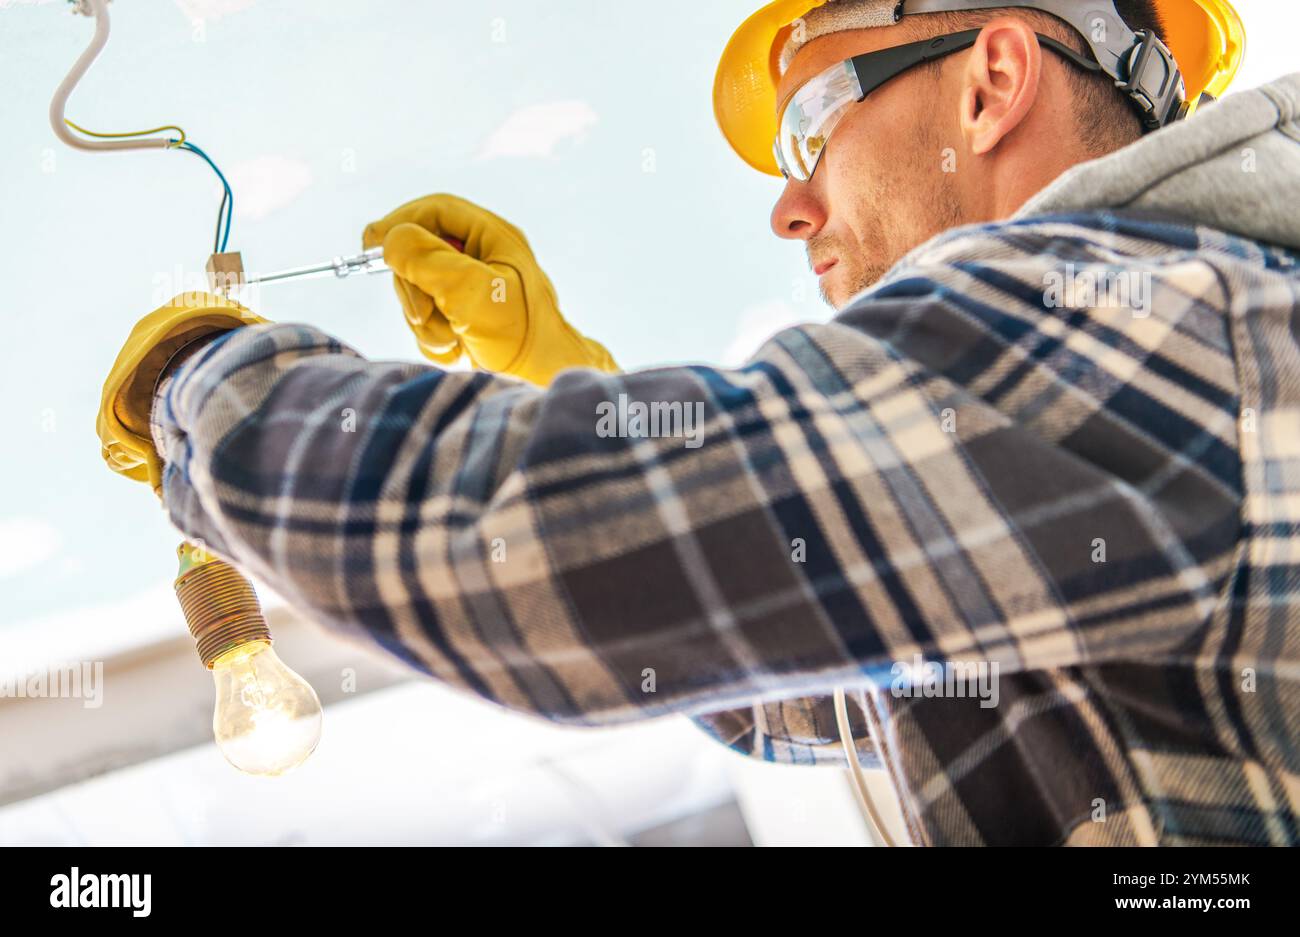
[905,1,1166,154]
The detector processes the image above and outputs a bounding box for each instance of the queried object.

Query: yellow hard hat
[714,0,1246,175]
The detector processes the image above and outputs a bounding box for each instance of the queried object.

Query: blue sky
[2,0,825,634]
[1,0,1294,639]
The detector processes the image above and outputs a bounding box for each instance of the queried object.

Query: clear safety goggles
[774,28,1098,181]
[775,59,866,183]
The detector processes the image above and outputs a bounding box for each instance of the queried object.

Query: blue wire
[180,142,232,252]
[177,141,234,253]
[181,142,233,252]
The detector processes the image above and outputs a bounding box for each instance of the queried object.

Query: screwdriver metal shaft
[244,236,467,287]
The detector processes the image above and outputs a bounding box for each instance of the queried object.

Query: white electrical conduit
[50,0,171,152]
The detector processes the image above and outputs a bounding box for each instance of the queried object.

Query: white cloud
[226,155,314,221]
[0,518,62,580]
[722,300,815,366]
[479,100,599,161]
[172,0,257,23]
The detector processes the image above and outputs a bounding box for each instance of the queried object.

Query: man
[100,1,1299,845]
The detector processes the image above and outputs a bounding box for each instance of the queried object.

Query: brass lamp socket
[173,542,271,669]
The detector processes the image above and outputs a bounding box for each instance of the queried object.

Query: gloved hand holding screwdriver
[363,193,619,387]
[99,193,621,488]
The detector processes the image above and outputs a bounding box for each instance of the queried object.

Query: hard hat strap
[1119,28,1192,129]
[899,0,1189,130]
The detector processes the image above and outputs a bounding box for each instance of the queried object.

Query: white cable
[857,683,917,846]
[834,685,898,848]
[49,0,170,152]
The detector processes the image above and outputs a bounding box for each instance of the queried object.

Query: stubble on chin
[821,258,891,310]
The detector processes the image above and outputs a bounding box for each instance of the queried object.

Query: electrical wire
[52,0,236,256]
[63,117,186,148]
[178,141,234,253]
[49,0,174,152]
[213,189,229,255]
[833,685,898,848]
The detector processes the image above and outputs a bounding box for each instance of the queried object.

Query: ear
[958,17,1043,156]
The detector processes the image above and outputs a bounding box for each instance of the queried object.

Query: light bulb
[210,641,322,776]
[173,541,323,777]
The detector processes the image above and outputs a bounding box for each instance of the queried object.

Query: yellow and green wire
[63,118,235,253]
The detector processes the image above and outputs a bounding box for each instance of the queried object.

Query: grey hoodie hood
[1018,72,1300,251]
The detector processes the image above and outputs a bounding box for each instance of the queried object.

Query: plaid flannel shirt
[152,208,1300,846]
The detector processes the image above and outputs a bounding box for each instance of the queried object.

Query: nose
[770,176,827,242]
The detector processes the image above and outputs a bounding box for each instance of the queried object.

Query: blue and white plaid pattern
[152,209,1300,845]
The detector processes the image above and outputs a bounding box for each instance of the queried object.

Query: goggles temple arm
[847,29,1102,102]
[849,29,983,99]
[1035,34,1104,75]
[776,27,1117,182]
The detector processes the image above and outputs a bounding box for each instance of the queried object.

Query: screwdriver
[242,236,467,287]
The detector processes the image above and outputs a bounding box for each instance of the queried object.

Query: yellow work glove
[362,194,618,387]
[98,292,268,494]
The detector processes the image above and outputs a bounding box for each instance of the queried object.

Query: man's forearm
[147,320,885,724]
